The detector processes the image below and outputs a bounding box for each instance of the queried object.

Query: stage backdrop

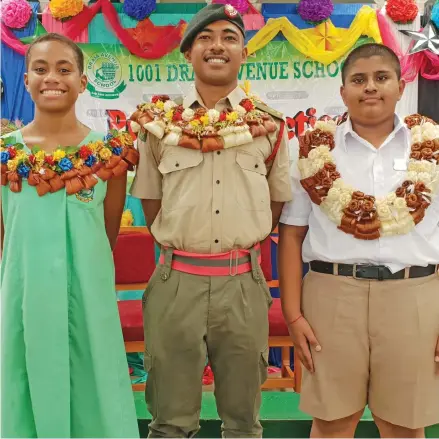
[77,38,418,153]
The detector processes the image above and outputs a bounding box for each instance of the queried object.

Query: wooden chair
[115,226,301,392]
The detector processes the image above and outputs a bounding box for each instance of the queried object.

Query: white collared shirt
[280,115,439,272]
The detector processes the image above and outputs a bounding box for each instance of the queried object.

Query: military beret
[180,3,245,53]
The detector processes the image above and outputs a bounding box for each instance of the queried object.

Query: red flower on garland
[8,147,16,159]
[109,138,121,148]
[240,99,255,112]
[45,155,55,166]
[79,146,92,159]
[29,154,36,165]
[219,112,227,122]
[172,111,183,122]
[151,95,170,104]
[386,0,418,24]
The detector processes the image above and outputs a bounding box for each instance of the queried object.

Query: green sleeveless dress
[1,130,139,438]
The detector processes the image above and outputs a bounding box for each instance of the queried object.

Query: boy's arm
[104,173,127,251]
[278,224,307,321]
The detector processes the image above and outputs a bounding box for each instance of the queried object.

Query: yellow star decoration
[312,21,343,52]
[246,6,382,65]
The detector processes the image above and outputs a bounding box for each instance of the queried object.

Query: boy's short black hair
[341,43,401,85]
[25,33,84,75]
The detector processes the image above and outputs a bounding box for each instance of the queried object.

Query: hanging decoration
[297,0,334,26]
[1,0,185,60]
[400,21,439,55]
[49,0,84,20]
[431,0,439,29]
[386,0,418,24]
[123,0,156,21]
[377,11,439,82]
[126,18,184,52]
[0,0,32,29]
[212,0,249,15]
[247,6,382,65]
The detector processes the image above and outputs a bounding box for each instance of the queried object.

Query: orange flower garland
[1,130,139,196]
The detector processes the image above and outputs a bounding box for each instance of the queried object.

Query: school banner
[77,39,416,147]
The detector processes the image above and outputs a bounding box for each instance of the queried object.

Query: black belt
[309,261,438,281]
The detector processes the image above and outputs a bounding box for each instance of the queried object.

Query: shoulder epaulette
[254,101,283,120]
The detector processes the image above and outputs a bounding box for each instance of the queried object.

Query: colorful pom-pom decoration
[432,1,439,30]
[0,0,32,29]
[123,0,156,21]
[297,0,334,26]
[49,0,84,21]
[386,0,418,24]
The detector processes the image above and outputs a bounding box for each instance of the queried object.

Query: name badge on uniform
[393,158,407,171]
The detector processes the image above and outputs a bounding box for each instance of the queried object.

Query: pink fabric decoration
[42,6,88,43]
[212,0,249,15]
[376,10,439,82]
[243,3,265,31]
[1,0,32,29]
[2,0,185,61]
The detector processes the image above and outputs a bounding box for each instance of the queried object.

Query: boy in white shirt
[278,43,439,438]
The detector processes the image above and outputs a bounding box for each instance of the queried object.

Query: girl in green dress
[1,33,139,438]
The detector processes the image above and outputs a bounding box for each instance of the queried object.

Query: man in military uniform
[130,4,292,437]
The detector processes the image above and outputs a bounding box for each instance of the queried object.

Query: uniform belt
[159,244,261,276]
[309,261,438,281]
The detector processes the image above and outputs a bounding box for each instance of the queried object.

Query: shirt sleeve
[130,132,163,200]
[267,123,293,203]
[279,147,312,226]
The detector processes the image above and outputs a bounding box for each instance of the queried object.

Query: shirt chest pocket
[158,152,203,211]
[235,151,270,211]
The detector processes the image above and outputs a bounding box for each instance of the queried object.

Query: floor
[134,391,439,438]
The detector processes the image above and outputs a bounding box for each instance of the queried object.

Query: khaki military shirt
[130,86,292,253]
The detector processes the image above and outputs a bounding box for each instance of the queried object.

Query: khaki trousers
[300,270,439,429]
[142,248,272,438]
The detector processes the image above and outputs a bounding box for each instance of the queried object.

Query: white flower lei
[298,118,439,239]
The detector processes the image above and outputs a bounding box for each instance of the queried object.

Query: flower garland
[298,114,439,240]
[1,130,139,196]
[128,94,278,152]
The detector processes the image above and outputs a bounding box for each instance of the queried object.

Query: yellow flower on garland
[200,115,210,126]
[119,132,133,147]
[155,101,165,111]
[7,159,18,171]
[226,112,238,122]
[99,148,112,160]
[49,0,84,20]
[190,120,201,128]
[15,150,27,160]
[88,140,104,153]
[165,110,174,121]
[53,150,66,161]
[73,158,84,169]
[35,150,46,165]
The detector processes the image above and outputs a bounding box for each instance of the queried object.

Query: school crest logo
[75,188,95,203]
[86,51,126,99]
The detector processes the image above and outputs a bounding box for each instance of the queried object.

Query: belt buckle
[229,250,239,277]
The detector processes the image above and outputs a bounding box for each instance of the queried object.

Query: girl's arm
[104,173,127,251]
